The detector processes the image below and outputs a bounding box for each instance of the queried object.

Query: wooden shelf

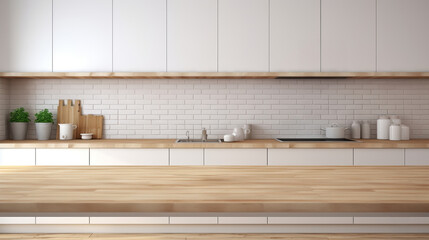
[1,72,429,79]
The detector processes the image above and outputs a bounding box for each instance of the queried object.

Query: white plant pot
[10,122,28,140]
[35,122,53,140]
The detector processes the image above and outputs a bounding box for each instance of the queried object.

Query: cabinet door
[218,217,267,225]
[377,0,429,71]
[0,149,35,166]
[167,0,217,72]
[53,0,112,72]
[321,0,376,71]
[354,217,429,225]
[405,149,429,166]
[36,149,89,166]
[354,149,404,166]
[170,217,218,225]
[268,149,353,166]
[268,217,353,224]
[0,217,35,224]
[218,0,269,72]
[204,149,267,165]
[113,0,166,72]
[90,217,169,224]
[0,0,52,72]
[36,217,89,224]
[170,149,204,165]
[90,149,169,165]
[270,0,320,72]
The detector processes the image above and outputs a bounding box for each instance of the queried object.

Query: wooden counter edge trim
[1,203,429,213]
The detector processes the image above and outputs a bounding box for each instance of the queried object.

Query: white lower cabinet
[170,217,218,224]
[218,217,267,224]
[268,149,353,166]
[354,217,429,225]
[204,149,267,165]
[354,149,404,166]
[90,149,169,166]
[36,149,89,166]
[90,217,169,225]
[0,217,35,224]
[405,149,429,166]
[36,217,89,224]
[268,217,353,225]
[170,149,204,165]
[0,149,35,166]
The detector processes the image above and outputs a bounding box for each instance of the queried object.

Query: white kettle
[58,123,77,140]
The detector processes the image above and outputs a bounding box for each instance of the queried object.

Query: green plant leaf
[35,109,54,123]
[9,107,30,123]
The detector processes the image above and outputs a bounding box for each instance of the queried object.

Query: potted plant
[35,109,54,140]
[9,107,30,140]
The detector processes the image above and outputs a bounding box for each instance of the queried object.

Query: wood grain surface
[56,100,81,139]
[1,139,429,149]
[1,72,429,79]
[1,234,429,240]
[1,166,429,213]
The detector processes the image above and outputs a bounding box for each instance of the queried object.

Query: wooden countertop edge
[1,203,429,213]
[1,139,429,149]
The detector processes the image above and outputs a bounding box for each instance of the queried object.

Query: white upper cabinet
[270,0,320,72]
[113,0,166,72]
[321,0,376,72]
[377,0,429,72]
[167,0,217,72]
[218,0,269,72]
[53,0,112,72]
[0,0,52,72]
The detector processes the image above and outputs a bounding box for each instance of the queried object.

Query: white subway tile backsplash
[2,78,429,140]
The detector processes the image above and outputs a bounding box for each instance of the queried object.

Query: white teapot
[232,127,245,141]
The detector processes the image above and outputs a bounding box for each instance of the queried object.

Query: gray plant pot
[10,122,28,140]
[35,122,53,140]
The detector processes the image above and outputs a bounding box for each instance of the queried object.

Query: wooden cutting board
[56,99,103,139]
[56,100,81,139]
[79,114,103,139]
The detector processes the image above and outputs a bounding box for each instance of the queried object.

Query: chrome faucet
[201,128,207,142]
[185,130,190,142]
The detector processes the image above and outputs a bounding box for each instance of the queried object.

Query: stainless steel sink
[176,139,222,143]
[276,138,356,142]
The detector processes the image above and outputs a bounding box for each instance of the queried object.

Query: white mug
[58,123,77,140]
[243,124,252,140]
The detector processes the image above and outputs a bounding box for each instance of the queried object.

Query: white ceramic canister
[377,116,391,140]
[224,134,234,142]
[58,123,77,140]
[351,120,361,139]
[361,120,371,139]
[401,124,410,140]
[389,124,401,141]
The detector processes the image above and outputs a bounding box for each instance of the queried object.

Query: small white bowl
[223,134,234,142]
[80,133,93,140]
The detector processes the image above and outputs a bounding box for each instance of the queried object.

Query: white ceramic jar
[377,116,391,140]
[351,120,361,139]
[361,120,370,139]
[401,124,410,140]
[389,124,401,141]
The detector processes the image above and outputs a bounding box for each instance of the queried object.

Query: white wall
[0,78,10,140]
[8,78,429,140]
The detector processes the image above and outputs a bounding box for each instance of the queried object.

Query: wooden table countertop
[1,139,429,149]
[1,166,429,213]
